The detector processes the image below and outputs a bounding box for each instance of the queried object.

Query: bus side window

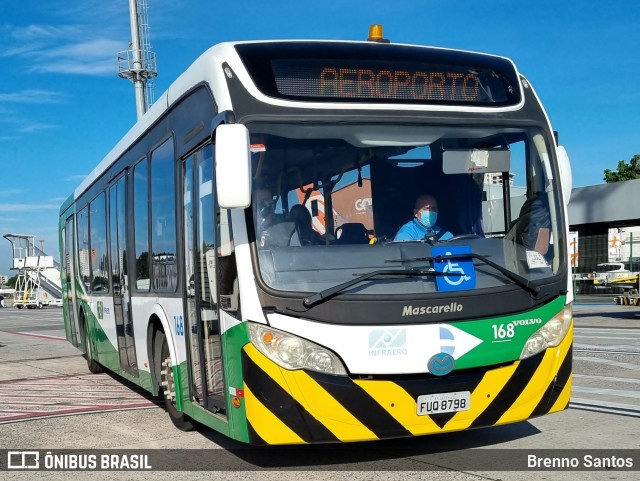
[89,193,109,293]
[150,139,178,292]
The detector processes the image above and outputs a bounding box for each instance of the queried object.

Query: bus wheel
[83,321,103,374]
[159,333,194,431]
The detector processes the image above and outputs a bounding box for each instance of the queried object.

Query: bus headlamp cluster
[248,323,347,375]
[520,305,572,360]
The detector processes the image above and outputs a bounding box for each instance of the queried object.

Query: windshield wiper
[439,253,540,295]
[387,253,540,296]
[302,269,452,308]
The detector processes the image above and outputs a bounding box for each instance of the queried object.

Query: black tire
[83,320,104,374]
[157,331,194,431]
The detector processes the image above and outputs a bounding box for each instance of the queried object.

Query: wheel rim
[161,355,177,405]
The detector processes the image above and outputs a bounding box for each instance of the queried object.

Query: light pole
[117,0,157,120]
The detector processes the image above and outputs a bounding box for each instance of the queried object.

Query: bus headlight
[248,323,348,375]
[520,305,572,360]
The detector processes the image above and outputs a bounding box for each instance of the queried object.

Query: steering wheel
[447,233,482,241]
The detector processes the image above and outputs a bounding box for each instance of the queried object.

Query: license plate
[417,391,471,416]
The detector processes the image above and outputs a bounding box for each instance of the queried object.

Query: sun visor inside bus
[442,148,510,175]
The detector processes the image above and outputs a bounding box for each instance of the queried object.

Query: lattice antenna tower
[138,0,156,108]
[117,0,158,120]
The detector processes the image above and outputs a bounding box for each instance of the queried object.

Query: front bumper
[242,323,572,445]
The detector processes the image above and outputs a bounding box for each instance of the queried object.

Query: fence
[572,232,640,294]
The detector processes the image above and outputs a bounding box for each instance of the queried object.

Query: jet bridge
[3,234,61,308]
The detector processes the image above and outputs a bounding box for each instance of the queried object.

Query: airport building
[568,178,640,292]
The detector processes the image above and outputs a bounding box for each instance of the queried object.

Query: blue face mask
[419,211,438,229]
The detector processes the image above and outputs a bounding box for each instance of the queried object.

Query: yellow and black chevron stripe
[242,325,572,445]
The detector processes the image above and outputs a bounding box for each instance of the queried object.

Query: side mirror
[556,145,572,205]
[215,124,251,209]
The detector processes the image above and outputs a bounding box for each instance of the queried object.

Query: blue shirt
[394,219,453,241]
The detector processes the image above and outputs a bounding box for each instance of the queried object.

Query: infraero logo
[368,329,408,357]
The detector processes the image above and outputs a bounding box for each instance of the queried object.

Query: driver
[254,184,296,247]
[255,185,278,232]
[394,194,453,241]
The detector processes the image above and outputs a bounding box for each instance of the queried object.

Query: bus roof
[73,39,522,200]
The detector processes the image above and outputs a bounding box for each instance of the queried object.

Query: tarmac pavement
[0,302,638,480]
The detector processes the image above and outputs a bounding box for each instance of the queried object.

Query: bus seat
[334,223,370,244]
[511,192,551,256]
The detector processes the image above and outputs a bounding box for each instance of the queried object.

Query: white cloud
[0,25,82,58]
[44,37,124,59]
[55,2,130,24]
[0,91,63,135]
[0,189,26,196]
[66,174,88,182]
[21,24,83,41]
[17,123,59,133]
[0,203,62,212]
[0,0,185,78]
[1,21,127,77]
[0,90,66,104]
[29,37,127,76]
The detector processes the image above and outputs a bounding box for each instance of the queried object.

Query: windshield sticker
[526,250,548,269]
[470,149,489,169]
[432,246,476,292]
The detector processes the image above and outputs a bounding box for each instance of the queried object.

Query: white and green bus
[59,27,574,445]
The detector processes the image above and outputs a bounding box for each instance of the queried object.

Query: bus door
[63,216,80,346]
[109,175,138,375]
[183,146,227,415]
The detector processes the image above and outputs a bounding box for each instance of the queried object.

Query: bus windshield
[249,121,563,298]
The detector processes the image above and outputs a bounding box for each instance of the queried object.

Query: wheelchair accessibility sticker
[432,245,476,292]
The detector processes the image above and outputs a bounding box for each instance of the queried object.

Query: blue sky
[1,0,639,275]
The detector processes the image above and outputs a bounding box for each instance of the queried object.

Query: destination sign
[271,59,518,105]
